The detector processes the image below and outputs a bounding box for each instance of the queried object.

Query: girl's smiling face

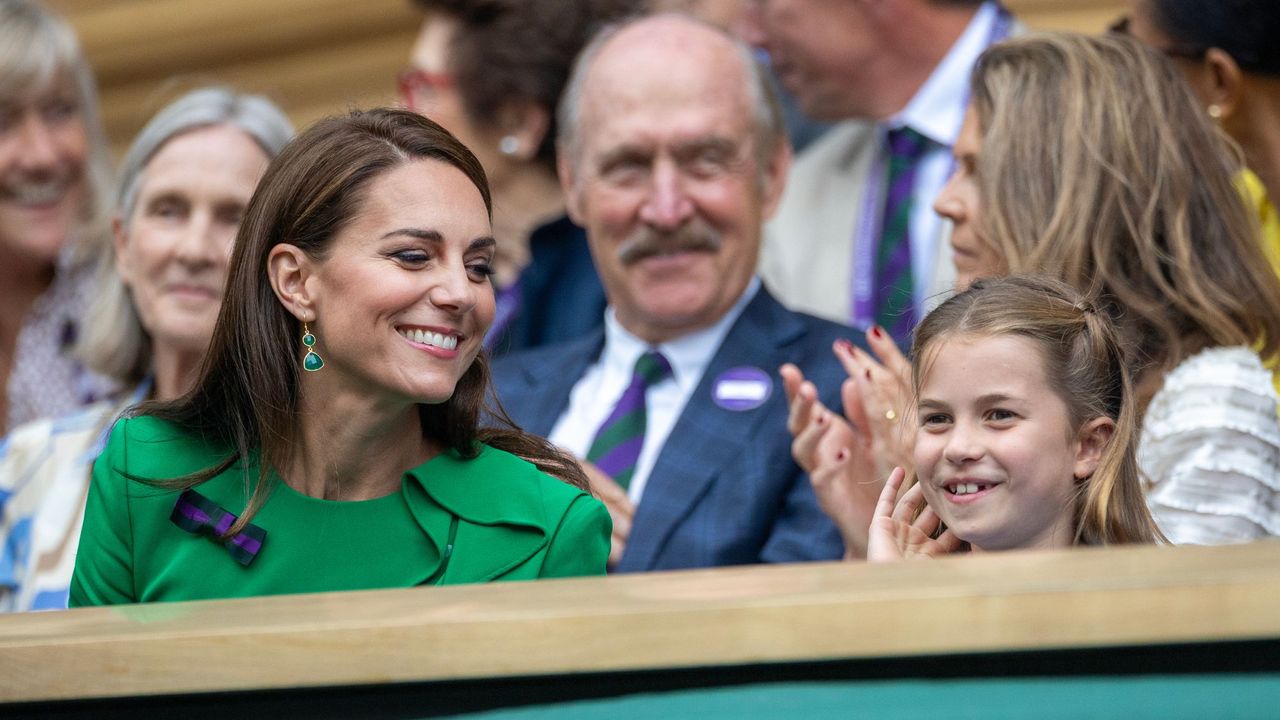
[912,333,1101,552]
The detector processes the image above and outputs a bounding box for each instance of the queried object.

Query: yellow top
[1240,169,1280,400]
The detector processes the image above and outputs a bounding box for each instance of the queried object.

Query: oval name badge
[712,366,773,412]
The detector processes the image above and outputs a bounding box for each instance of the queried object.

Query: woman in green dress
[69,108,610,605]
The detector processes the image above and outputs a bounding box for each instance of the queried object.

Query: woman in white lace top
[787,33,1280,552]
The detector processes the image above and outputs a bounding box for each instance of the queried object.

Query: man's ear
[557,149,584,225]
[112,215,132,285]
[1073,416,1115,480]
[760,135,793,221]
[267,244,318,322]
[1203,47,1245,121]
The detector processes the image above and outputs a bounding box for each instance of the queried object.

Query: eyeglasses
[397,68,455,111]
[1108,16,1206,61]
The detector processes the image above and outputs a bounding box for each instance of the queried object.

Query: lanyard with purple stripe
[850,4,1013,331]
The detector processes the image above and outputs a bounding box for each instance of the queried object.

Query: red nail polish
[835,338,853,352]
[871,325,884,339]
[864,369,872,381]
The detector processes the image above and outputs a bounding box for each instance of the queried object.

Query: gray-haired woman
[0,87,293,611]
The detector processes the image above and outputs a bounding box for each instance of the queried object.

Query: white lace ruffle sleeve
[1139,346,1280,545]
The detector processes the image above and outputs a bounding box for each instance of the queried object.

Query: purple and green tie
[877,126,930,345]
[585,350,672,490]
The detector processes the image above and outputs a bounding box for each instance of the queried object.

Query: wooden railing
[0,540,1276,706]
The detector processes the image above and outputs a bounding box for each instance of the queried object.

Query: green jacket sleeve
[539,494,611,578]
[69,419,137,606]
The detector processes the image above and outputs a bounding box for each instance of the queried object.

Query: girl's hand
[833,328,916,479]
[867,467,964,562]
[781,364,882,559]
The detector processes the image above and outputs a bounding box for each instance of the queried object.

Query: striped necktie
[585,350,672,490]
[876,126,930,345]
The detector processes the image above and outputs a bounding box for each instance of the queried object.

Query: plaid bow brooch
[170,490,267,566]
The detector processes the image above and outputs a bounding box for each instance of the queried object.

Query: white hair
[556,13,785,179]
[76,87,294,384]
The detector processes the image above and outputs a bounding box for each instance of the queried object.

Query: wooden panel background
[45,0,1123,156]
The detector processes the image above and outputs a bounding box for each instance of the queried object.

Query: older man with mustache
[491,12,860,571]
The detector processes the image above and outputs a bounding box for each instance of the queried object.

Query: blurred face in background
[0,72,89,269]
[406,14,505,184]
[116,124,269,357]
[933,107,1002,289]
[737,0,880,120]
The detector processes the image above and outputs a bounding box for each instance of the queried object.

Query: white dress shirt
[550,278,762,504]
[883,0,1005,312]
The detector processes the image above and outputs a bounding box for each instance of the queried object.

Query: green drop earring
[302,322,324,372]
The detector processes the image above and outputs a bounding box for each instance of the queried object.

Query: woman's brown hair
[968,32,1280,400]
[912,275,1163,546]
[136,108,588,536]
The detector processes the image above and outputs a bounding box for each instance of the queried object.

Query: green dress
[69,416,610,605]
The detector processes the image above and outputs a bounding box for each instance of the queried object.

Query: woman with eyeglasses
[402,0,636,356]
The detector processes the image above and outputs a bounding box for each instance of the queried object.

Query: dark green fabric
[69,415,609,605]
[443,676,1280,719]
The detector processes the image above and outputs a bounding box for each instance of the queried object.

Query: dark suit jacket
[489,215,607,357]
[492,286,856,572]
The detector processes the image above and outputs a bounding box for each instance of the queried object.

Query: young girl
[866,276,1162,561]
[789,32,1280,552]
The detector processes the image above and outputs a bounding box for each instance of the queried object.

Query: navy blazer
[491,286,857,572]
[489,215,607,357]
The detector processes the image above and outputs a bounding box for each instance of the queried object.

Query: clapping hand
[866,467,964,562]
[832,329,916,480]
[782,363,883,559]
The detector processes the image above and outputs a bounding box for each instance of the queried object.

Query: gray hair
[556,12,785,181]
[77,87,294,385]
[0,0,113,264]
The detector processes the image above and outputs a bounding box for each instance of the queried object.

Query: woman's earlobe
[1204,48,1244,121]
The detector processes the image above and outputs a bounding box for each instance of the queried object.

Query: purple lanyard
[850,3,1013,329]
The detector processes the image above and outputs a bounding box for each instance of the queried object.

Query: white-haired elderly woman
[0,0,117,435]
[0,87,292,611]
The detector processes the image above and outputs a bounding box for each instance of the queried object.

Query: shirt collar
[602,276,762,391]
[892,1,1002,148]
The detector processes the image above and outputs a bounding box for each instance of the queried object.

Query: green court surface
[447,675,1280,720]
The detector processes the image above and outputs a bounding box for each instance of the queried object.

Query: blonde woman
[0,0,116,434]
[788,32,1280,554]
[0,88,292,610]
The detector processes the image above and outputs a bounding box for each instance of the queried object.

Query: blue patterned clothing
[0,383,146,611]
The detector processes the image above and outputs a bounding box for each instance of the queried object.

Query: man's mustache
[617,221,722,265]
